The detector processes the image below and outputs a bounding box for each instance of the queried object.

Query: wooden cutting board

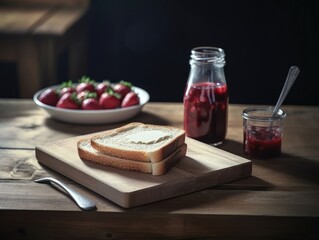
[35,132,252,208]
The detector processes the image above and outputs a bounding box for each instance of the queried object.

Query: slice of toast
[78,139,187,175]
[90,122,185,163]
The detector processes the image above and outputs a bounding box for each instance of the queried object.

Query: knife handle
[34,177,96,210]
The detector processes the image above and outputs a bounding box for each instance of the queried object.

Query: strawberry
[121,91,140,108]
[96,81,111,97]
[77,91,97,103]
[56,92,80,109]
[99,89,121,109]
[113,81,132,99]
[76,76,96,94]
[60,80,75,96]
[82,98,101,110]
[39,88,60,106]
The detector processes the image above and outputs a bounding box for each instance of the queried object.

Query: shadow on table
[218,139,319,189]
[218,139,247,158]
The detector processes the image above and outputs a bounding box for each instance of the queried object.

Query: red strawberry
[39,88,60,106]
[60,80,75,96]
[121,91,140,108]
[82,98,101,110]
[113,81,132,99]
[99,90,121,109]
[56,92,80,109]
[77,91,97,102]
[96,81,111,97]
[61,87,75,96]
[76,76,96,94]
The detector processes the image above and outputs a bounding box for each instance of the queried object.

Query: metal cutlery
[34,177,96,210]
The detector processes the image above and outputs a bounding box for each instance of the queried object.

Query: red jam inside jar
[183,82,228,144]
[244,126,282,158]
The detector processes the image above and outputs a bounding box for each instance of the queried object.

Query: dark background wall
[87,0,318,105]
[2,0,319,105]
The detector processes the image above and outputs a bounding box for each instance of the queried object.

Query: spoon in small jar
[272,65,300,117]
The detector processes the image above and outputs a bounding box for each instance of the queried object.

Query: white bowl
[33,85,150,124]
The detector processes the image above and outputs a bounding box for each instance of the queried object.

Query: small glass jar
[183,47,228,145]
[242,107,286,158]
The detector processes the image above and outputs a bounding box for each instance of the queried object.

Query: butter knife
[34,177,96,210]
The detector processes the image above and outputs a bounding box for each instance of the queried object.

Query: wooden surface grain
[1,99,319,239]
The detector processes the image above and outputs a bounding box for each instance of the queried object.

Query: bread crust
[152,143,187,175]
[90,122,185,163]
[78,140,152,173]
[78,139,187,175]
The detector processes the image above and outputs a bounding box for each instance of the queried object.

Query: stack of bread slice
[77,122,187,175]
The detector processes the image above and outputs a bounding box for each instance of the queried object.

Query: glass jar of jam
[242,107,286,158]
[183,47,228,145]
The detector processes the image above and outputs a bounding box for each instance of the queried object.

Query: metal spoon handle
[272,66,300,116]
[34,177,96,210]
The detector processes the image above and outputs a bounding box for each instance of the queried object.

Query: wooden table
[1,99,319,239]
